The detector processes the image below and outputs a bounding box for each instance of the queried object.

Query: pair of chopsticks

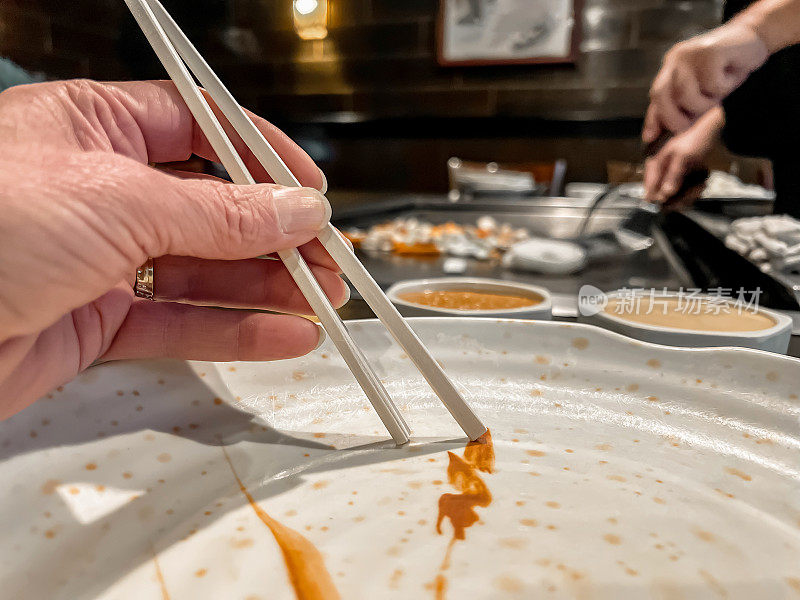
[124,0,487,444]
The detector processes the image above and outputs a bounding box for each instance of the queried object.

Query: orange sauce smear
[400,290,541,311]
[150,546,171,600]
[431,430,495,599]
[222,449,340,600]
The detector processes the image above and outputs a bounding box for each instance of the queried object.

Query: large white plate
[1,318,799,599]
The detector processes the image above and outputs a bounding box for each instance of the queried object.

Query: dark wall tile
[1,0,723,121]
[272,55,452,94]
[583,0,661,8]
[638,2,721,42]
[328,0,372,27]
[579,47,665,85]
[353,89,493,118]
[581,6,634,52]
[328,22,422,58]
[496,85,649,119]
[371,0,438,21]
[254,92,353,119]
[0,0,725,191]
[235,0,293,31]
[457,63,581,90]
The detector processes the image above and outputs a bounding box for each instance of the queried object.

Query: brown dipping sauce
[399,289,542,311]
[605,297,775,332]
[432,430,495,599]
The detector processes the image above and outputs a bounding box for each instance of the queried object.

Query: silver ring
[134,258,155,300]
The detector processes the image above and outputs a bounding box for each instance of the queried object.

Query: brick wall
[0,0,723,189]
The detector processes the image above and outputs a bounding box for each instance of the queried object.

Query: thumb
[127,162,331,261]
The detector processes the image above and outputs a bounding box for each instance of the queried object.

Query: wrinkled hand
[644,106,724,203]
[0,79,348,418]
[643,22,768,143]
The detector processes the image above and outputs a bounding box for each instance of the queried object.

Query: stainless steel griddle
[330,193,691,317]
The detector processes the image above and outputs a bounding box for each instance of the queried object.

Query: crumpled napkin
[702,171,774,199]
[503,238,587,275]
[725,215,800,273]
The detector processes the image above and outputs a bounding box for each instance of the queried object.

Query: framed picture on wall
[438,0,579,66]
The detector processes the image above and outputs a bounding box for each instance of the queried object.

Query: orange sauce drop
[222,448,340,600]
[725,467,752,482]
[150,547,171,600]
[431,430,495,598]
[434,572,448,600]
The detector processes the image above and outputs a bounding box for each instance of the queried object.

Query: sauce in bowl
[398,289,543,312]
[604,297,775,332]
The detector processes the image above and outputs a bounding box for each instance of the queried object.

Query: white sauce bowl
[579,290,792,353]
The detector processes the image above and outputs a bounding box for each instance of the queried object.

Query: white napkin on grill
[726,215,800,273]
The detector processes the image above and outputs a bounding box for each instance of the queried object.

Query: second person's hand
[644,106,724,204]
[643,22,768,143]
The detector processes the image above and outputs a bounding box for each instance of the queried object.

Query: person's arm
[735,0,800,53]
[642,0,800,143]
[644,106,724,203]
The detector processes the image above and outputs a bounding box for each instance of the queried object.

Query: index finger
[642,105,663,144]
[644,154,667,201]
[108,80,324,189]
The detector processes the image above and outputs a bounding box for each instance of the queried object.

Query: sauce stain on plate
[222,448,340,600]
[150,546,171,600]
[432,430,495,599]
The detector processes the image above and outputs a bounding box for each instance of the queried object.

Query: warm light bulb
[293,0,328,40]
[294,0,318,16]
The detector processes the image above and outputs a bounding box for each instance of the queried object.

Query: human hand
[0,79,348,418]
[643,22,768,143]
[644,106,724,203]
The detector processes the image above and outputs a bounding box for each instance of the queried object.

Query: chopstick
[126,0,487,442]
[124,0,410,445]
[144,0,486,441]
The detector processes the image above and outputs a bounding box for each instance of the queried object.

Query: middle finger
[153,255,349,315]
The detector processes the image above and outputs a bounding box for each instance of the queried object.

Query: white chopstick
[124,0,410,445]
[129,0,487,441]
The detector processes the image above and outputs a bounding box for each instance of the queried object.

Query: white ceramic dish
[1,318,799,599]
[386,277,552,319]
[580,291,793,354]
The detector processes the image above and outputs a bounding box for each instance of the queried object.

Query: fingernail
[318,168,328,194]
[273,187,331,234]
[314,323,327,350]
[338,282,351,307]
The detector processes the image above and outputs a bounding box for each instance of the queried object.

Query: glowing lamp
[293,0,328,40]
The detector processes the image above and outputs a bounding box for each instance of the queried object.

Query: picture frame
[437,0,580,66]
